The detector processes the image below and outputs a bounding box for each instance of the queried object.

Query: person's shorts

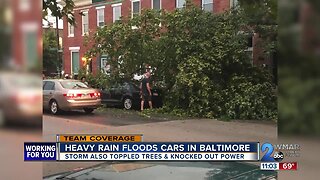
[142,94,152,101]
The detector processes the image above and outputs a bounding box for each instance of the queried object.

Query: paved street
[43,109,277,177]
[0,126,42,180]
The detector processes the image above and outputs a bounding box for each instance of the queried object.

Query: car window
[43,81,55,90]
[43,81,47,90]
[60,81,89,89]
[122,83,130,91]
[130,83,140,91]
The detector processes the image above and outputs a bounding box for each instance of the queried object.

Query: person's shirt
[141,78,150,95]
[82,81,89,86]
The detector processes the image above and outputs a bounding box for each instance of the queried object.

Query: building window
[68,23,74,37]
[96,7,105,27]
[202,0,213,12]
[132,0,140,18]
[71,51,80,74]
[176,0,186,9]
[101,57,111,74]
[82,11,89,35]
[230,0,239,8]
[152,0,161,10]
[112,3,122,22]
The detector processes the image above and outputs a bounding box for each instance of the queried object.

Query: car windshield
[60,81,89,89]
[131,83,140,91]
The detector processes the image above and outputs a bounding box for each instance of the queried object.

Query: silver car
[0,72,42,126]
[43,79,101,114]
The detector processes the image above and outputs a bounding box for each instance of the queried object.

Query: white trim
[73,0,91,7]
[69,47,80,75]
[176,0,186,9]
[230,0,239,8]
[131,0,141,18]
[113,4,122,22]
[82,11,89,36]
[111,3,122,7]
[74,5,93,11]
[202,0,213,11]
[20,22,38,31]
[68,23,75,37]
[151,0,162,10]
[80,9,89,13]
[69,47,80,51]
[96,8,105,27]
[95,6,105,10]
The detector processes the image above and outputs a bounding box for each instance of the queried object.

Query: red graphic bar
[279,162,298,170]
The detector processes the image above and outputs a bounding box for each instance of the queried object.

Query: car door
[111,83,123,103]
[100,86,112,103]
[43,81,55,108]
[130,83,141,103]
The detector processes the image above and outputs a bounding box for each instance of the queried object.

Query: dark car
[100,82,163,110]
[44,162,277,180]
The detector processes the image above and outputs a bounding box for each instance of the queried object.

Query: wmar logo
[261,142,284,162]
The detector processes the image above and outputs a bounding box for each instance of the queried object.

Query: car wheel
[84,108,94,114]
[50,100,60,115]
[123,98,133,110]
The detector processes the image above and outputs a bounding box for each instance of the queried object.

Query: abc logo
[273,151,284,162]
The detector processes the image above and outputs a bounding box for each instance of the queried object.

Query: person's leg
[141,100,144,111]
[148,96,153,109]
[141,96,145,111]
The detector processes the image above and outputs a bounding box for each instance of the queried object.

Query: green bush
[225,75,277,120]
[77,67,110,89]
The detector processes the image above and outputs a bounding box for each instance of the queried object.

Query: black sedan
[100,82,163,110]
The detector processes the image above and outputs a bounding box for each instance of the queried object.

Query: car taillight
[12,95,41,103]
[63,93,82,98]
[89,92,101,98]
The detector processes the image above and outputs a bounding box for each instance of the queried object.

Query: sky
[42,16,64,29]
[42,4,64,29]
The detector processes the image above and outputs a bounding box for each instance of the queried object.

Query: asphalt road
[43,109,277,177]
[0,126,42,180]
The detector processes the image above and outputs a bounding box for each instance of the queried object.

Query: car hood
[44,162,276,180]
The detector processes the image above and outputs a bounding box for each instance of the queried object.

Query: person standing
[81,76,89,86]
[140,72,153,111]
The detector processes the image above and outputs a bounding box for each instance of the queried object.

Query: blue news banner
[24,143,56,161]
[24,142,259,161]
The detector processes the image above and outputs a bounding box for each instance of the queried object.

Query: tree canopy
[85,3,277,120]
[43,0,75,24]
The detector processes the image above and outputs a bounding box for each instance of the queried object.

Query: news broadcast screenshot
[0,0,319,179]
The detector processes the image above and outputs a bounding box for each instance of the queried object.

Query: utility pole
[55,15,61,78]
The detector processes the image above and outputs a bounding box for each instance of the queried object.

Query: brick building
[63,0,270,75]
[10,0,42,70]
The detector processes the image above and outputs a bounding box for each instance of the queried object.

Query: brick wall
[12,0,42,69]
[63,0,231,75]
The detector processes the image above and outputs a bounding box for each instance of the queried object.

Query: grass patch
[96,106,189,121]
[141,108,192,120]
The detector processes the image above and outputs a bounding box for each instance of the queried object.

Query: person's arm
[140,82,142,94]
[147,82,152,96]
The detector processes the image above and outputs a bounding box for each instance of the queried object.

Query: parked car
[44,161,277,180]
[0,72,42,126]
[43,79,101,114]
[100,82,163,110]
